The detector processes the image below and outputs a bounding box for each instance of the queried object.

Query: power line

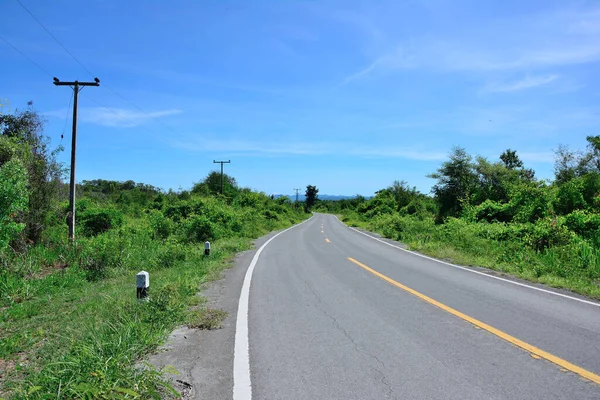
[14,0,182,137]
[14,0,95,79]
[0,34,53,77]
[60,90,74,141]
[1,26,166,144]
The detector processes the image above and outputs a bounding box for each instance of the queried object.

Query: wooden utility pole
[53,77,100,240]
[294,188,301,206]
[213,160,231,194]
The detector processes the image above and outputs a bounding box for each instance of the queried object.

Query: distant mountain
[273,194,362,202]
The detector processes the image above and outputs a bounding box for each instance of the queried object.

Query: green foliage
[564,210,600,242]
[183,214,216,243]
[553,179,586,214]
[0,105,64,244]
[148,209,172,240]
[500,149,524,169]
[524,217,575,252]
[0,175,307,397]
[192,171,237,196]
[470,199,512,223]
[0,158,29,252]
[508,183,551,223]
[78,206,124,237]
[305,185,319,210]
[428,146,477,221]
[323,142,600,302]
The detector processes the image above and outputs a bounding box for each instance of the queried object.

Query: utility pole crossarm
[53,77,100,87]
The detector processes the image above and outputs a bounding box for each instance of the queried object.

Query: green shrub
[183,215,215,243]
[524,217,574,252]
[508,183,551,223]
[564,210,600,241]
[0,158,29,252]
[148,210,172,240]
[78,206,124,237]
[554,179,586,215]
[473,199,512,223]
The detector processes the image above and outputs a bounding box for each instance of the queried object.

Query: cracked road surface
[246,214,600,399]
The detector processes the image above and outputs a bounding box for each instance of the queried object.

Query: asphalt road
[242,213,600,400]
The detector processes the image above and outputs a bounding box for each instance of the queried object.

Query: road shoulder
[147,231,280,400]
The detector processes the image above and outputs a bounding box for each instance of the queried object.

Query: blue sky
[1,0,599,196]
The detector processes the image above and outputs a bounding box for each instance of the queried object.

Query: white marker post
[204,241,211,256]
[136,271,149,301]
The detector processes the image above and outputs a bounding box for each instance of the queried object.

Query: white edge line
[233,216,314,400]
[332,216,600,308]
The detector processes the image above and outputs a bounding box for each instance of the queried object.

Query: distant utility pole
[294,188,301,206]
[53,77,100,241]
[213,160,231,194]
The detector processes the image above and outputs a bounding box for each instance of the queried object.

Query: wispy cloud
[82,107,182,127]
[484,74,559,93]
[170,137,446,160]
[342,5,600,82]
[342,59,381,85]
[46,107,183,128]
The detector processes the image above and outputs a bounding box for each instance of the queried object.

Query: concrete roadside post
[136,271,149,301]
[204,241,211,256]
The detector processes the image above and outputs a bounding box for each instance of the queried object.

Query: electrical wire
[1,31,164,143]
[60,90,73,141]
[14,0,96,79]
[14,0,182,136]
[0,34,53,78]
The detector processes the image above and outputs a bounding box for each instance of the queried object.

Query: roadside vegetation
[317,141,600,300]
[0,104,307,398]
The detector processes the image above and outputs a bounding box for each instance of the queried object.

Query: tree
[0,104,64,244]
[192,171,237,196]
[554,145,579,184]
[499,149,523,170]
[305,185,319,210]
[388,180,418,210]
[473,152,535,205]
[428,147,477,222]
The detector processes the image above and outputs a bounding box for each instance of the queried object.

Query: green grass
[1,197,308,399]
[0,237,252,399]
[341,213,600,300]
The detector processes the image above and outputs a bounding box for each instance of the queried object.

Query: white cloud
[81,107,182,127]
[484,74,559,93]
[45,107,183,128]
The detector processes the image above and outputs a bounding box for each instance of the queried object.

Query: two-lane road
[235,213,600,399]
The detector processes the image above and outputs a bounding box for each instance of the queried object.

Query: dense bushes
[320,140,600,299]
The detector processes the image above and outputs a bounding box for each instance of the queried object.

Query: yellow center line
[325,238,331,243]
[347,257,600,384]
